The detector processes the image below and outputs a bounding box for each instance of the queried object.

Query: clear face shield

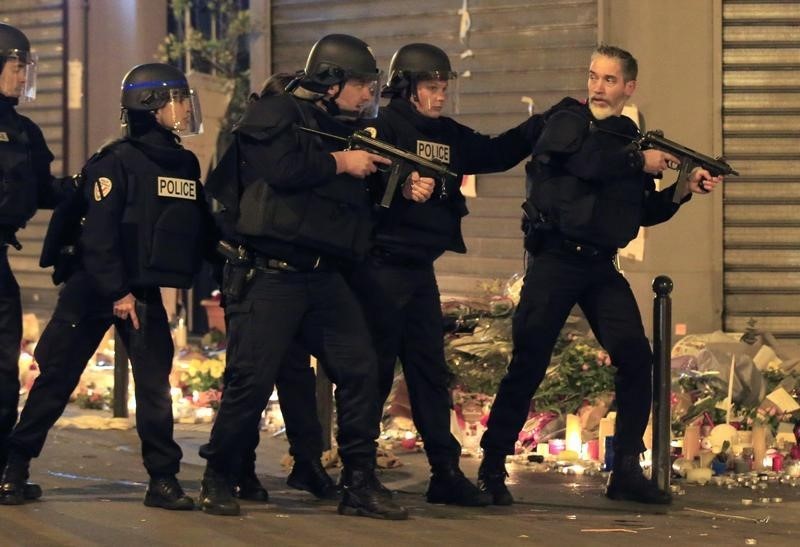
[158,87,203,136]
[0,50,38,102]
[411,71,457,118]
[336,72,384,120]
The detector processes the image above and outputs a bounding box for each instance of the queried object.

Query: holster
[222,262,254,302]
[521,200,551,254]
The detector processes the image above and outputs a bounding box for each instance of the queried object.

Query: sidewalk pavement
[1,406,798,546]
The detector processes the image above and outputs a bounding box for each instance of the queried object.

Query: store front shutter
[722,0,800,339]
[271,0,597,295]
[1,1,66,316]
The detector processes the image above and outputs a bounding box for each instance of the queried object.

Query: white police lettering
[416,140,450,164]
[157,176,196,200]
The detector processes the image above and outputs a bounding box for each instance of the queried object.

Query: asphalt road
[1,417,798,546]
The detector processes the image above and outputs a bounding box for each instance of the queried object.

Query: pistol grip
[672,160,693,204]
[380,162,402,208]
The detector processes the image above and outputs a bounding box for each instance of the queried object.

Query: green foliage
[532,336,616,415]
[75,383,112,410]
[158,0,255,134]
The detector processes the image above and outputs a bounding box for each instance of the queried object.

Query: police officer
[220,72,336,504]
[478,45,722,505]
[0,22,76,502]
[200,34,406,520]
[347,43,544,507]
[0,63,214,510]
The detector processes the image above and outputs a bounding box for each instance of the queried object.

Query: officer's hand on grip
[332,150,392,179]
[687,167,723,195]
[642,149,679,176]
[114,293,140,330]
[402,171,435,203]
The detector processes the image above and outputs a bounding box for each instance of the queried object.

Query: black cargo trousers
[200,265,381,470]
[481,243,653,458]
[6,271,182,476]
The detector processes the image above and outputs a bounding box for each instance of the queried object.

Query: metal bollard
[651,275,673,492]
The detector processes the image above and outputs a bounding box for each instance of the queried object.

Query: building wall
[85,0,167,152]
[600,0,723,337]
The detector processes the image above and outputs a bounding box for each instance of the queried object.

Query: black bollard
[113,329,129,418]
[651,275,673,492]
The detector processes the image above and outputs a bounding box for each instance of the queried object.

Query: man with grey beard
[476,44,723,506]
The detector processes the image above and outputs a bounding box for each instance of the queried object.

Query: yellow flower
[197,359,211,374]
[188,358,203,377]
[208,359,225,379]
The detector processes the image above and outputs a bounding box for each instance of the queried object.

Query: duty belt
[253,254,325,273]
[542,234,616,260]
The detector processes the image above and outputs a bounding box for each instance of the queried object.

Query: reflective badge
[93,177,113,201]
[157,176,197,200]
[416,140,450,164]
[0,132,9,142]
[362,127,378,138]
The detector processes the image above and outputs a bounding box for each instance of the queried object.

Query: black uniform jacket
[365,97,544,262]
[0,94,73,229]
[80,126,212,300]
[528,97,690,249]
[231,93,374,265]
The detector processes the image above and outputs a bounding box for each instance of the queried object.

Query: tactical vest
[371,105,467,256]
[0,118,39,227]
[229,95,373,260]
[114,140,205,288]
[527,102,646,249]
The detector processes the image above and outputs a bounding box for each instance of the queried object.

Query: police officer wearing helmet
[478,45,722,506]
[225,71,337,504]
[351,42,544,507]
[0,22,76,503]
[0,63,214,510]
[200,34,406,520]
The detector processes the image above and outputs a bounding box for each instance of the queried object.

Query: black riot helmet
[120,63,203,136]
[295,34,380,94]
[383,43,457,99]
[0,22,38,102]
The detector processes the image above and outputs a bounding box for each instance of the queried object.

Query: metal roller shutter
[1,1,66,315]
[722,0,800,339]
[271,0,597,295]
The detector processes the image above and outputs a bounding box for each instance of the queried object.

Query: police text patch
[416,140,450,164]
[93,177,113,201]
[157,177,197,200]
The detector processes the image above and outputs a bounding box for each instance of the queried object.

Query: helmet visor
[0,50,37,102]
[344,72,384,120]
[160,88,203,136]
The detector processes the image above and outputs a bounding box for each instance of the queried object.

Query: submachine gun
[296,126,458,207]
[639,130,739,203]
[592,123,739,203]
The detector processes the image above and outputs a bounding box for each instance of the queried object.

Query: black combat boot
[477,453,513,506]
[287,459,338,500]
[199,465,240,516]
[427,463,492,506]
[0,451,40,501]
[0,457,31,506]
[606,453,672,505]
[234,471,269,502]
[338,464,408,520]
[143,475,195,510]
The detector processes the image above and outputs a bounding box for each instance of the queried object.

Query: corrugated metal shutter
[722,0,800,339]
[1,1,66,315]
[272,0,597,295]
